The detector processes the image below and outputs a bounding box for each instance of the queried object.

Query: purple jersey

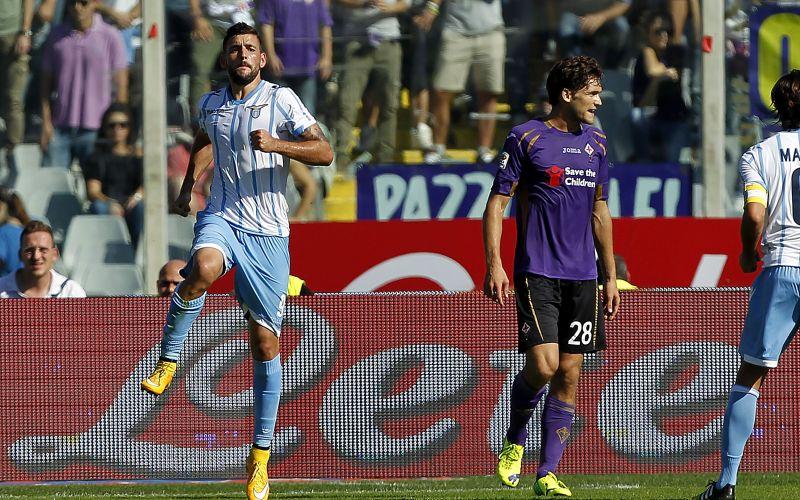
[492,120,610,280]
[258,0,333,77]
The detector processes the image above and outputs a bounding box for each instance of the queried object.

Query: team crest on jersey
[521,323,531,334]
[247,103,269,119]
[584,143,594,156]
[498,151,510,169]
[556,426,570,444]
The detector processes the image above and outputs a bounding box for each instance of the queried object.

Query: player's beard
[229,64,259,86]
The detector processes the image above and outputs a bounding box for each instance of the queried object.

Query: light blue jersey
[198,81,316,236]
[739,129,800,367]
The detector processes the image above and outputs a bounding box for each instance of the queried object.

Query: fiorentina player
[482,55,620,497]
[694,71,800,500]
[139,22,332,500]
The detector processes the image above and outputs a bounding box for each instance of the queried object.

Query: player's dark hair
[546,56,603,106]
[771,69,800,130]
[222,22,262,51]
[19,220,54,248]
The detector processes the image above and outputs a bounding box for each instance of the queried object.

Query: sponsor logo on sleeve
[498,152,510,170]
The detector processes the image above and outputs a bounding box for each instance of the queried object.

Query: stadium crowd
[0,0,756,295]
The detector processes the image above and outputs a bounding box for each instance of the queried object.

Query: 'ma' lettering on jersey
[780,148,800,162]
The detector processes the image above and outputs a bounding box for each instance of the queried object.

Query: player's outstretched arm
[592,198,620,320]
[740,202,766,273]
[172,129,213,216]
[250,123,333,166]
[483,193,512,305]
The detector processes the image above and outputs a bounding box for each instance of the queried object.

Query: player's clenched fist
[250,129,278,153]
[171,190,192,217]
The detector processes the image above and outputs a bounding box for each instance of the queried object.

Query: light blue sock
[160,289,206,361]
[254,355,282,449]
[717,384,760,487]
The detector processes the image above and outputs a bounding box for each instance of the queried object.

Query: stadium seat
[134,214,195,266]
[25,191,84,244]
[14,167,76,204]
[62,215,133,274]
[596,69,635,163]
[168,213,196,246]
[11,144,41,171]
[78,263,144,296]
[596,90,634,163]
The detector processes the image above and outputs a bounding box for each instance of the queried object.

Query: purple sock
[537,395,575,478]
[505,372,546,446]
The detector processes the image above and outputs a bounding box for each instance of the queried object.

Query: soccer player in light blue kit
[695,70,800,500]
[140,22,332,500]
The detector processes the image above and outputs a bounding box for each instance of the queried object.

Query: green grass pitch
[2,473,800,499]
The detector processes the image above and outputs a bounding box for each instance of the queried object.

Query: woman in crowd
[84,103,143,246]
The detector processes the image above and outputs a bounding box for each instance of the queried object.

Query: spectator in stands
[631,11,690,163]
[402,0,443,153]
[83,103,143,246]
[167,130,213,215]
[40,0,128,170]
[97,0,141,64]
[0,0,35,184]
[258,0,333,115]
[287,159,318,221]
[614,253,636,290]
[503,0,558,125]
[157,258,186,297]
[187,0,255,117]
[0,220,86,297]
[0,187,31,276]
[558,0,631,69]
[425,0,505,165]
[332,0,408,174]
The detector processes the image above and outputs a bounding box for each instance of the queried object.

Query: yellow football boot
[497,438,524,487]
[534,471,572,497]
[140,360,177,395]
[246,447,271,500]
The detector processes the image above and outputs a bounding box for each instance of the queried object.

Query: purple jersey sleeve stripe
[523,133,542,155]
[592,138,607,156]
[591,129,607,139]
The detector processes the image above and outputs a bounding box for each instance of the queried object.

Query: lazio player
[140,22,332,500]
[483,55,620,497]
[695,71,800,500]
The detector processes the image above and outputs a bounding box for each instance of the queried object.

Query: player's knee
[253,339,280,361]
[190,260,222,288]
[524,361,558,384]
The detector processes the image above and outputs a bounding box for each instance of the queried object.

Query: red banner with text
[209,218,751,294]
[2,292,799,482]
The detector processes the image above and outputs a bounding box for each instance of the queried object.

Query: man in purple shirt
[40,0,128,169]
[482,55,620,497]
[258,0,333,115]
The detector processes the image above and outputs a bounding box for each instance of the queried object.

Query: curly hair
[0,187,31,225]
[546,55,603,106]
[771,70,800,130]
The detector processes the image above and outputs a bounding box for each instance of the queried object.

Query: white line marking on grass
[579,483,641,489]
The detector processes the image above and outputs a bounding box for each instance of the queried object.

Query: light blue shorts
[188,212,289,335]
[740,266,800,368]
